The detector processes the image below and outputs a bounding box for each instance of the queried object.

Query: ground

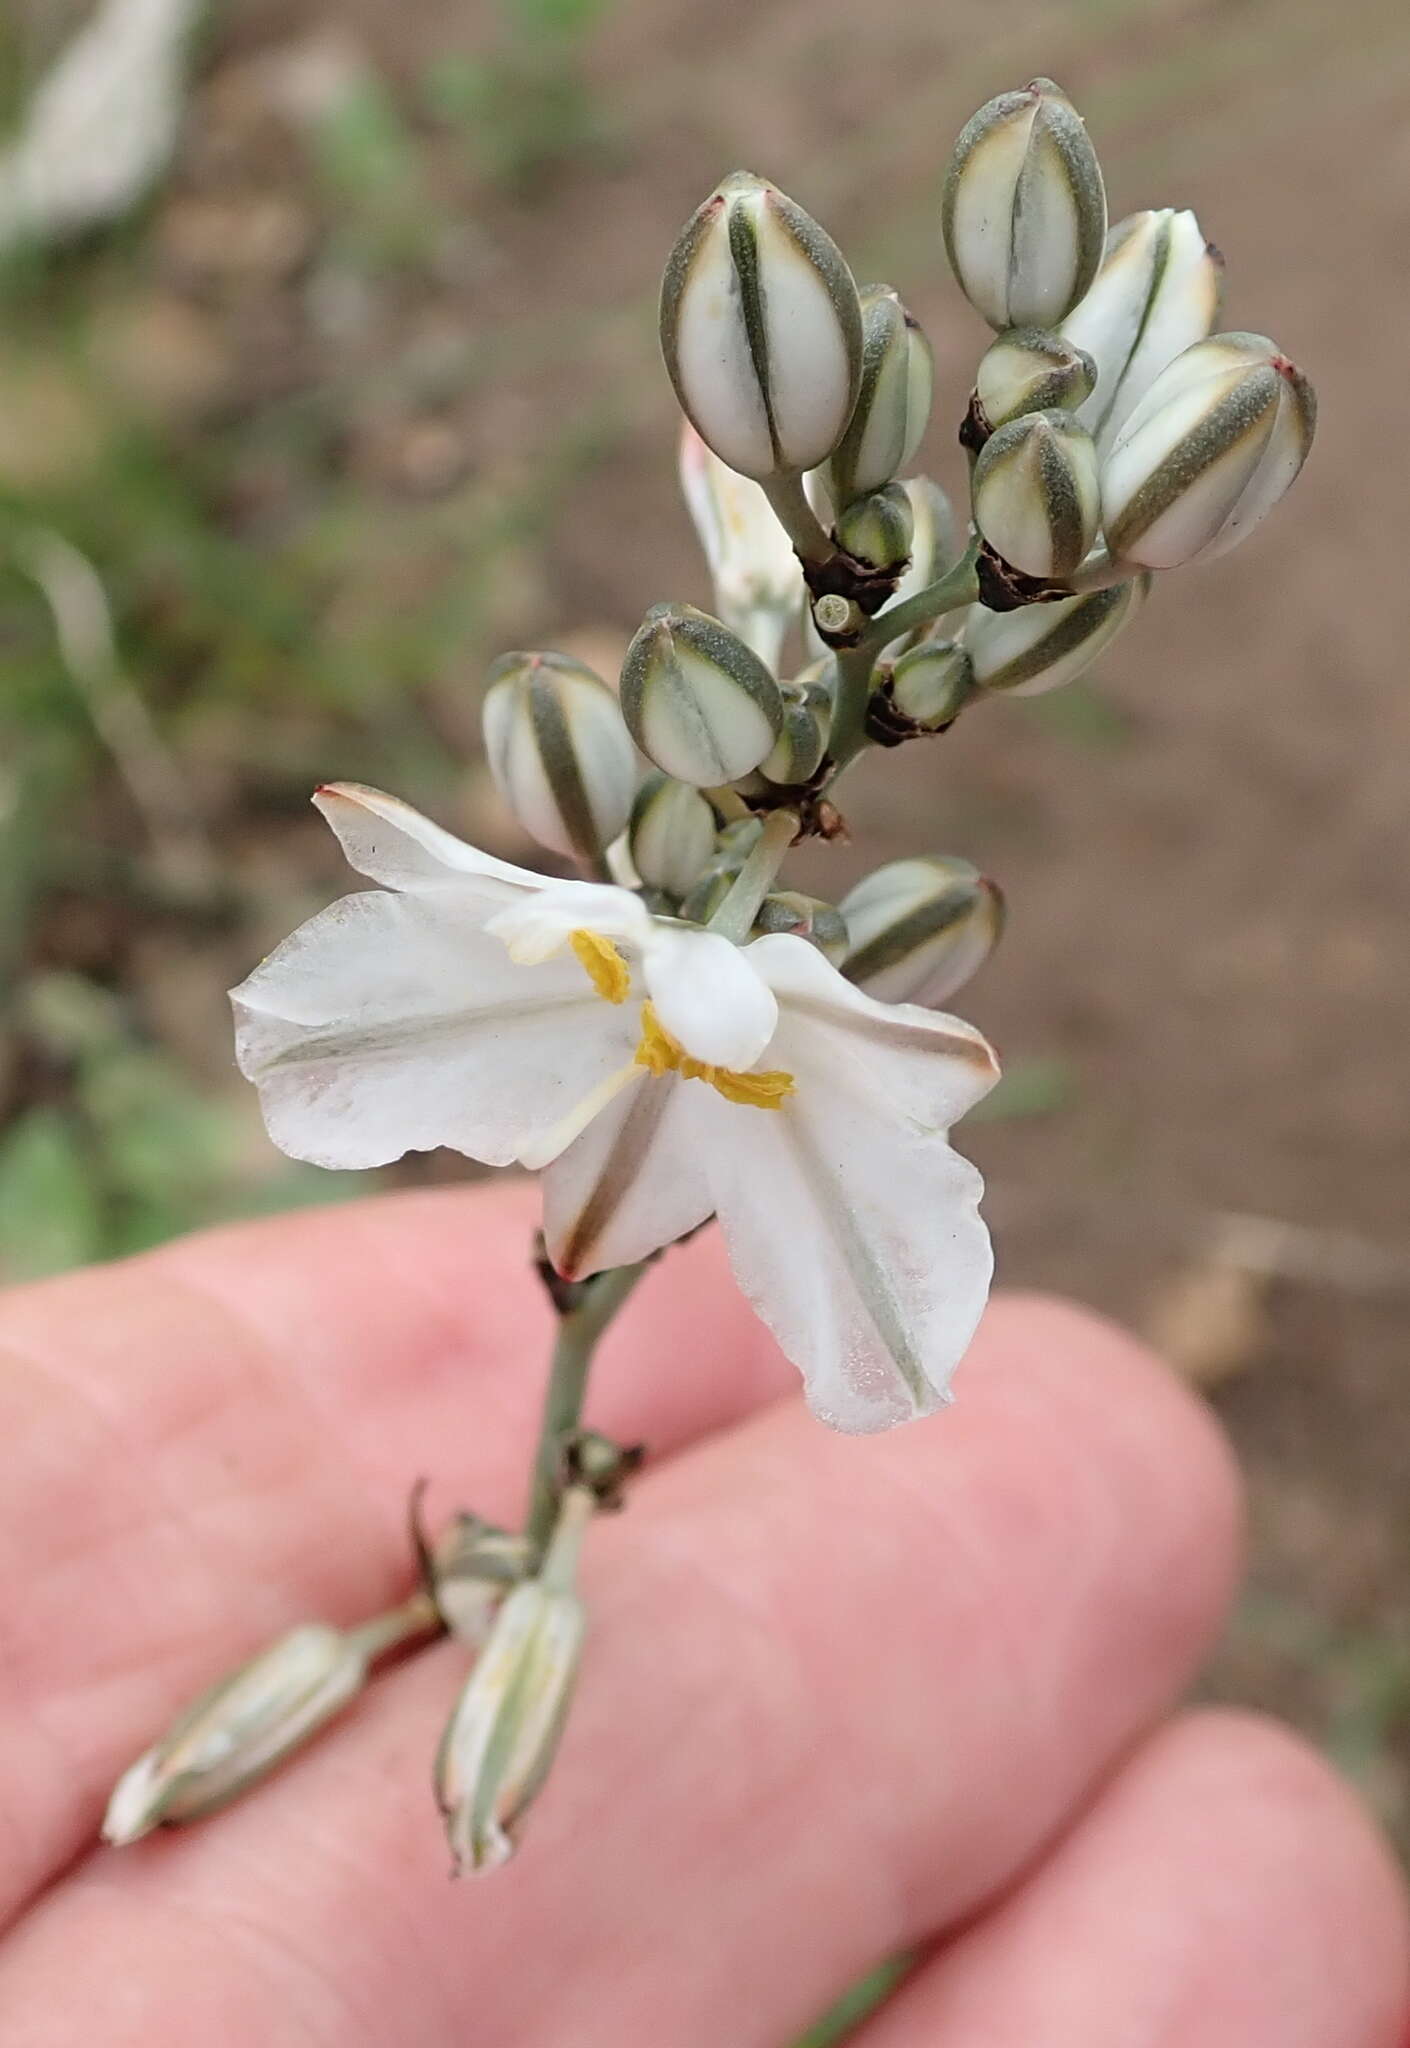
[1,0,1406,1865]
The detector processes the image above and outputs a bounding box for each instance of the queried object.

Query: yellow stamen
[570,929,630,1004]
[633,1001,794,1111]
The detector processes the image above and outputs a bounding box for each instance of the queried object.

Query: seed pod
[620,601,784,785]
[678,423,801,668]
[102,1625,371,1844]
[753,891,849,965]
[963,576,1147,695]
[1062,208,1223,455]
[888,639,975,729]
[482,652,638,864]
[834,480,915,574]
[942,78,1107,331]
[660,170,863,480]
[1101,333,1316,570]
[760,688,829,785]
[824,286,933,507]
[627,773,718,898]
[972,409,1100,579]
[970,327,1096,441]
[841,857,1004,1006]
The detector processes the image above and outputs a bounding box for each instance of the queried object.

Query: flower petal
[642,926,779,1070]
[313,783,543,901]
[232,890,631,1170]
[541,1072,715,1279]
[698,934,998,1432]
[486,881,656,966]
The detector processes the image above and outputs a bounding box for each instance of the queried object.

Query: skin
[0,1181,1405,2047]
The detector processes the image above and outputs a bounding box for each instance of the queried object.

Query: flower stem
[525,1262,650,1556]
[760,470,835,566]
[849,541,982,664]
[346,1588,444,1665]
[824,644,877,772]
[706,805,799,942]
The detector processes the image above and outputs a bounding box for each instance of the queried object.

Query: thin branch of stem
[345,1588,444,1665]
[706,805,798,941]
[824,644,877,771]
[760,470,835,566]
[849,541,981,664]
[525,1261,650,1555]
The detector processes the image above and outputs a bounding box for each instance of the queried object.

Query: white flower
[232,784,1000,1432]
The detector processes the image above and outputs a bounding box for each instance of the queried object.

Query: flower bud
[760,687,829,784]
[823,286,933,507]
[971,409,1100,579]
[435,1486,593,1875]
[969,327,1096,441]
[660,170,863,480]
[102,1624,370,1843]
[620,601,784,786]
[888,639,975,729]
[482,652,638,864]
[627,773,718,898]
[866,475,964,661]
[963,576,1147,695]
[678,423,801,668]
[834,480,915,574]
[1100,333,1316,570]
[841,857,1004,1006]
[1062,208,1223,455]
[942,79,1106,331]
[753,891,849,965]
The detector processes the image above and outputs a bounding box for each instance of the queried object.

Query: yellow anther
[632,1001,794,1110]
[570,929,630,1004]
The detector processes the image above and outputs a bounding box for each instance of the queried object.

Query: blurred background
[1,0,1406,1888]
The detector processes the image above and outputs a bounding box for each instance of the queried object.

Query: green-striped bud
[760,687,830,784]
[1101,332,1316,571]
[942,79,1107,331]
[834,480,915,574]
[678,867,736,924]
[102,1624,371,1844]
[678,422,801,668]
[866,476,964,661]
[964,576,1147,695]
[627,773,718,897]
[620,602,784,786]
[969,327,1096,442]
[823,286,933,507]
[841,857,1004,1006]
[888,640,975,729]
[660,171,863,480]
[435,1489,591,1875]
[1062,208,1223,456]
[972,409,1100,579]
[753,891,849,965]
[483,652,638,864]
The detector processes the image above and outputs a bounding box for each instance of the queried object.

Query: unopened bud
[888,640,975,729]
[972,409,1100,579]
[483,652,637,864]
[754,891,849,965]
[103,1624,371,1843]
[964,576,1147,695]
[1063,208,1223,455]
[660,171,863,480]
[628,773,718,898]
[824,287,933,507]
[678,423,801,668]
[834,481,915,574]
[942,79,1106,331]
[760,687,829,784]
[841,857,1004,1006]
[969,327,1095,442]
[435,1489,592,1874]
[620,602,784,785]
[1101,333,1316,570]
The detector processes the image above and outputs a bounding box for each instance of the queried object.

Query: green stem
[706,805,798,941]
[346,1588,443,1665]
[760,470,835,566]
[825,645,876,772]
[850,541,981,664]
[525,1262,649,1555]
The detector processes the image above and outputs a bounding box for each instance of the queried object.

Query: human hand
[0,1182,1405,2046]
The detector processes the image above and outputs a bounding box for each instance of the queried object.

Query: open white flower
[232,783,1000,1432]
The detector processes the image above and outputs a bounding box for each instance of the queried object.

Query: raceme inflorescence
[102,77,1314,1874]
